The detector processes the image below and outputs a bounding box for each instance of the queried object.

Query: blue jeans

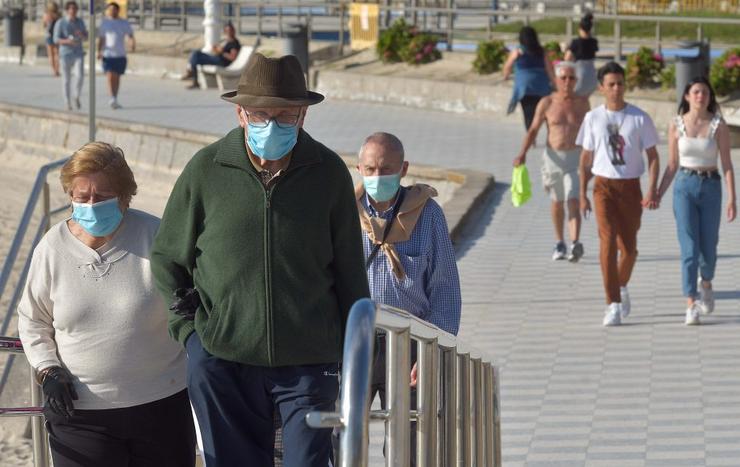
[188,51,226,83]
[673,170,722,298]
[185,333,339,467]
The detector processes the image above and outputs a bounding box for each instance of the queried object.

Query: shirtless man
[513,61,590,262]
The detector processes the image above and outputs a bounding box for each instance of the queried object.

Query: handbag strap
[366,188,406,269]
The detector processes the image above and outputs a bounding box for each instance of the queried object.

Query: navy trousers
[185,333,339,467]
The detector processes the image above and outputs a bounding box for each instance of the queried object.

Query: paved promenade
[3,63,740,466]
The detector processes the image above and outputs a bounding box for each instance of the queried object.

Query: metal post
[483,364,494,467]
[614,19,621,61]
[655,21,661,56]
[180,0,186,31]
[202,0,222,53]
[486,12,492,40]
[88,0,96,142]
[441,349,457,466]
[697,23,703,41]
[278,6,283,37]
[412,0,418,26]
[456,352,471,467]
[256,4,262,41]
[338,2,345,55]
[30,366,49,467]
[153,0,160,29]
[417,339,439,467]
[445,0,453,51]
[566,17,572,44]
[472,358,484,466]
[386,328,410,467]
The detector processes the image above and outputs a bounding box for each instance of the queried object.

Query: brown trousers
[593,176,643,304]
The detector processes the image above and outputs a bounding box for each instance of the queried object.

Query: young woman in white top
[657,77,736,325]
[17,142,195,466]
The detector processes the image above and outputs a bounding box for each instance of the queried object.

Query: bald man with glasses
[513,61,591,262]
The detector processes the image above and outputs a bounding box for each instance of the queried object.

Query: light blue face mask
[246,121,298,161]
[71,198,123,237]
[363,172,402,203]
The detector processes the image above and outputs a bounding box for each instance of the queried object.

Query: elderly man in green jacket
[150,53,370,467]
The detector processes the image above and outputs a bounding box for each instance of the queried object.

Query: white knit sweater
[17,209,187,410]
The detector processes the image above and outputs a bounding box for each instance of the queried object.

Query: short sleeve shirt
[98,18,133,58]
[568,37,598,60]
[221,39,241,65]
[576,104,659,179]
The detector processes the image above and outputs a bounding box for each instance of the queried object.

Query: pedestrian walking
[17,142,195,467]
[513,61,590,261]
[42,1,61,77]
[504,26,555,131]
[53,1,87,110]
[356,132,461,465]
[656,77,736,325]
[150,53,370,467]
[577,62,660,327]
[97,2,135,109]
[564,13,599,98]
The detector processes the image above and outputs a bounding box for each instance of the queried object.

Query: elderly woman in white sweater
[17,142,195,467]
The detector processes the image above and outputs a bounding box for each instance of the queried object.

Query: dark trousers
[44,389,196,467]
[188,51,226,84]
[186,333,339,467]
[371,334,418,467]
[520,94,543,131]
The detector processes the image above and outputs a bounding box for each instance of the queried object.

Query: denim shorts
[102,56,127,75]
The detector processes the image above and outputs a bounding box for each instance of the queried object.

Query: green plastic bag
[510,165,532,207]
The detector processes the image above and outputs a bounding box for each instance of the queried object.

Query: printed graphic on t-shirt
[607,123,626,166]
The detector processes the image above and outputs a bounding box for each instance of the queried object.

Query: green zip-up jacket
[150,127,370,366]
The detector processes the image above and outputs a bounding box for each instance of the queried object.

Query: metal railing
[307,298,501,466]
[0,158,70,467]
[0,336,49,467]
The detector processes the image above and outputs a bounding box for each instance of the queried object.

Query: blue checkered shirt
[362,189,461,335]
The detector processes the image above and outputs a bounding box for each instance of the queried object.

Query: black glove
[169,287,200,321]
[41,366,78,418]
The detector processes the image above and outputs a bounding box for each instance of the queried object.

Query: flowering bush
[473,40,508,74]
[660,64,675,90]
[400,33,442,65]
[626,46,664,89]
[710,47,740,96]
[543,41,564,63]
[377,19,440,66]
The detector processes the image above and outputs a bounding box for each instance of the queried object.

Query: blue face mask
[363,173,402,203]
[246,121,298,161]
[71,198,123,237]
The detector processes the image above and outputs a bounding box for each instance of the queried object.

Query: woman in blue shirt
[503,26,555,131]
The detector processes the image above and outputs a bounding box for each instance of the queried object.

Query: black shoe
[552,242,567,260]
[185,82,199,90]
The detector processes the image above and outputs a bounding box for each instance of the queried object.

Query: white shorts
[542,147,581,202]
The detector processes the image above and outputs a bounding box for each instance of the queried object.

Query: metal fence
[307,298,502,466]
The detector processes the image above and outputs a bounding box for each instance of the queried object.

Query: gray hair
[358,132,405,162]
[555,61,576,77]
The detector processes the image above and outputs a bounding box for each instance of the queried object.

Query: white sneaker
[685,303,701,325]
[620,287,630,318]
[603,303,622,326]
[697,278,714,314]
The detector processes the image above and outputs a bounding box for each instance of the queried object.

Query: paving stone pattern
[3,64,740,466]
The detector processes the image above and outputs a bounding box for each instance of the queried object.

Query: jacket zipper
[264,184,274,364]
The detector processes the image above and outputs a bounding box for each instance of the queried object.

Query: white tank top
[676,113,722,169]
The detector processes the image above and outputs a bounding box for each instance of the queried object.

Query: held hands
[41,366,78,418]
[641,189,660,210]
[169,288,201,321]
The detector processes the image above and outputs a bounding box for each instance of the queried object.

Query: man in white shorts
[513,61,590,261]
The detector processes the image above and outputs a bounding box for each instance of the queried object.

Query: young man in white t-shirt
[577,62,660,326]
[96,2,135,109]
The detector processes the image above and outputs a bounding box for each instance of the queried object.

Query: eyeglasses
[242,109,301,129]
[559,75,577,81]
